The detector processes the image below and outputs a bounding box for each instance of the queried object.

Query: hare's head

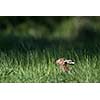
[56,58,75,66]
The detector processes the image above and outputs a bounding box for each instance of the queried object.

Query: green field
[0,16,100,82]
[0,36,100,83]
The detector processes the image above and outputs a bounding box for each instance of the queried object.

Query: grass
[0,36,100,83]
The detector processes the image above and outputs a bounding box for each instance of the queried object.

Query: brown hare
[56,58,75,72]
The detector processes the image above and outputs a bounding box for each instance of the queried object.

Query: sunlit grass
[0,42,99,83]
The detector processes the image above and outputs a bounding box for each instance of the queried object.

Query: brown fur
[56,58,69,72]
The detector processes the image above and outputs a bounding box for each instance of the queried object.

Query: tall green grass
[0,38,100,83]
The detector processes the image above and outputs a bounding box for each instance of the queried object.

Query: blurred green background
[0,16,100,50]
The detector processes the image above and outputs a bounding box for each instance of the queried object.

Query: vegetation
[0,16,100,82]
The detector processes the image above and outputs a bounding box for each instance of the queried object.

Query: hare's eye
[64,61,67,64]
